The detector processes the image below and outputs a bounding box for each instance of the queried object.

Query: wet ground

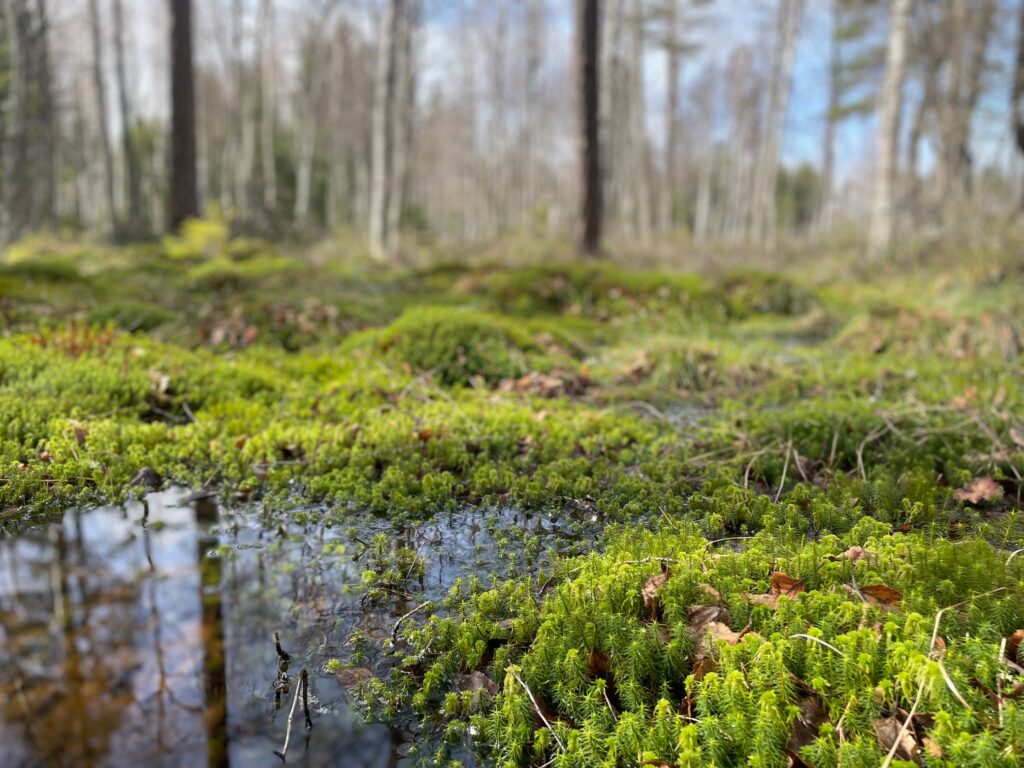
[0,491,596,767]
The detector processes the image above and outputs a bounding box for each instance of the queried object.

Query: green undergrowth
[371,518,1024,766]
[2,230,1024,764]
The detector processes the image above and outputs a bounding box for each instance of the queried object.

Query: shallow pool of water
[0,491,591,767]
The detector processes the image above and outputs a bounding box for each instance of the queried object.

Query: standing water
[0,491,592,767]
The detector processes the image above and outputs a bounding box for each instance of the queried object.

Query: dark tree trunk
[575,0,602,258]
[113,0,141,229]
[169,0,198,230]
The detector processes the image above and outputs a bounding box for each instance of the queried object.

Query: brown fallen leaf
[842,545,873,563]
[954,476,1004,505]
[924,737,944,759]
[770,572,806,596]
[457,671,499,697]
[1007,629,1024,665]
[860,584,903,608]
[335,667,374,686]
[642,563,670,620]
[587,649,611,678]
[787,696,829,756]
[873,716,918,762]
[1010,426,1024,448]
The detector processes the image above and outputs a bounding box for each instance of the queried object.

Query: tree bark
[88,0,116,228]
[386,0,415,252]
[33,0,56,230]
[868,0,910,260]
[368,0,402,260]
[169,0,199,230]
[1014,0,1024,207]
[2,0,27,240]
[575,0,602,257]
[258,0,276,212]
[660,0,679,233]
[750,0,803,243]
[113,0,141,229]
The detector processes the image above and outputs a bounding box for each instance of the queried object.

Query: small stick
[509,666,565,752]
[773,440,792,502]
[391,600,432,644]
[274,631,292,663]
[790,634,847,658]
[274,668,302,760]
[301,669,313,729]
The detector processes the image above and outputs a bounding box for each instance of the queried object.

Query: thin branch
[509,666,565,752]
[391,600,431,644]
[274,669,302,760]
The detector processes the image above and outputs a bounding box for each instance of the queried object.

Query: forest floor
[2,225,1024,766]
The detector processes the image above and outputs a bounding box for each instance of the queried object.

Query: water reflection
[0,491,584,767]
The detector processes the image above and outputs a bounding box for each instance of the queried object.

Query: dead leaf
[787,696,829,755]
[770,572,806,596]
[954,476,1004,505]
[842,545,873,563]
[924,737,943,759]
[587,649,611,678]
[415,428,435,442]
[1010,426,1024,448]
[334,667,374,686]
[457,671,499,697]
[930,636,946,659]
[872,717,918,762]
[860,584,903,608]
[1007,629,1024,665]
[642,563,670,620]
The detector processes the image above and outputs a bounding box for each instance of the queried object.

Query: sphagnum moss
[2,234,1023,765]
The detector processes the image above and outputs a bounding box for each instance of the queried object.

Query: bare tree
[169,0,199,229]
[868,0,910,259]
[749,0,803,243]
[576,0,602,257]
[113,0,141,230]
[368,0,403,260]
[1014,0,1024,207]
[88,0,116,228]
[259,0,277,212]
[2,0,27,240]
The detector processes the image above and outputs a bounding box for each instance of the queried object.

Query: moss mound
[345,307,549,386]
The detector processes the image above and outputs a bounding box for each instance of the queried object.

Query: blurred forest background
[2,0,1024,264]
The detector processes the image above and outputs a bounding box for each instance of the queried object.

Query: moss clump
[344,307,552,386]
[375,519,1024,767]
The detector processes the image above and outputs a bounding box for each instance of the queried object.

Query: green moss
[342,306,572,386]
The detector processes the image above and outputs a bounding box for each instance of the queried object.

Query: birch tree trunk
[113,0,141,229]
[817,0,841,235]
[576,0,602,257]
[88,0,116,228]
[325,24,346,230]
[368,0,402,260]
[2,0,27,240]
[169,0,199,230]
[258,0,276,212]
[749,0,803,243]
[1014,0,1024,208]
[387,1,415,252]
[34,0,56,230]
[660,0,679,233]
[867,0,910,260]
[232,0,255,213]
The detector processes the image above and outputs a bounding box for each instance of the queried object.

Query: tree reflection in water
[1,489,560,767]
